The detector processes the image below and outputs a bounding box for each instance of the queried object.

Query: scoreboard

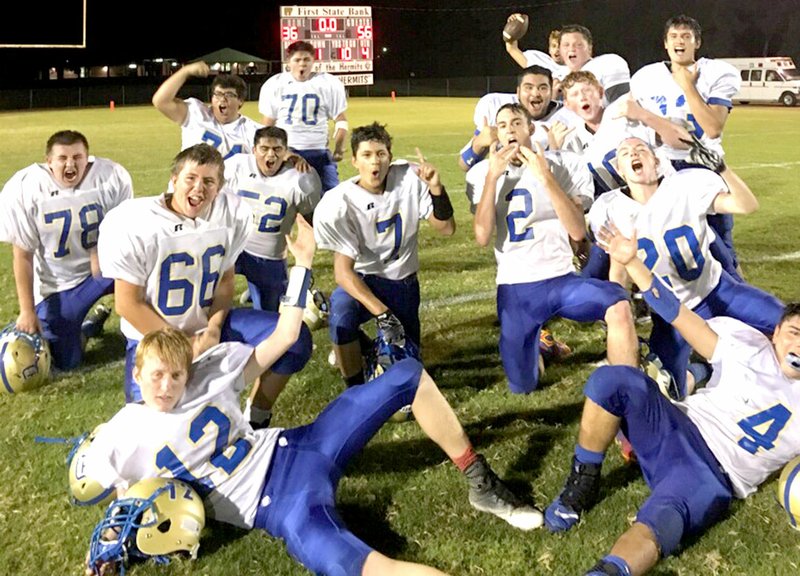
[280,5,373,86]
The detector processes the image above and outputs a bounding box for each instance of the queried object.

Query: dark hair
[46,130,89,155]
[170,143,225,184]
[664,14,702,44]
[560,24,592,45]
[351,122,392,155]
[517,65,553,88]
[211,74,247,100]
[779,303,800,325]
[496,102,533,124]
[287,41,315,57]
[254,126,288,147]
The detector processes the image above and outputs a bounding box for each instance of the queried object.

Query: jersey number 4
[736,403,792,454]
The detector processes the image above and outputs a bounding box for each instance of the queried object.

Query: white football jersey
[677,317,800,498]
[522,51,630,105]
[472,92,561,129]
[224,155,321,260]
[631,58,740,160]
[467,151,593,284]
[98,192,252,340]
[82,342,282,528]
[181,98,262,160]
[314,161,433,280]
[588,169,725,308]
[0,158,133,303]
[258,72,347,151]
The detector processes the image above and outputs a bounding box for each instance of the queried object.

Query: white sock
[244,400,272,425]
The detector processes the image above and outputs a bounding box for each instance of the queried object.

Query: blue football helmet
[778,455,800,530]
[0,325,51,393]
[87,478,205,575]
[67,425,116,507]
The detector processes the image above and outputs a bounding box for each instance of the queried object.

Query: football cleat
[778,455,800,530]
[538,328,571,361]
[303,289,330,331]
[81,304,112,340]
[464,455,543,531]
[67,424,116,507]
[545,456,601,532]
[0,324,52,393]
[87,478,204,575]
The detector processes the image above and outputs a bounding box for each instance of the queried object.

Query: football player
[152,60,263,159]
[314,122,455,388]
[258,40,349,193]
[97,144,311,428]
[505,20,630,105]
[545,223,800,576]
[0,130,132,371]
[588,137,783,398]
[630,15,743,279]
[470,104,638,394]
[82,221,543,576]
[224,126,321,312]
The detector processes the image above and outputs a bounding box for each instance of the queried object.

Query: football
[503,13,529,43]
[778,455,800,530]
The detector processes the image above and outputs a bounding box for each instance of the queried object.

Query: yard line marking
[742,250,800,263]
[421,290,494,309]
[733,160,800,170]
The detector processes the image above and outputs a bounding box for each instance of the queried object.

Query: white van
[721,57,800,106]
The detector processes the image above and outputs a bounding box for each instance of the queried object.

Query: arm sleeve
[313,196,361,260]
[707,61,741,108]
[223,196,254,270]
[0,172,39,250]
[682,169,727,215]
[97,202,149,285]
[327,75,348,119]
[258,77,280,119]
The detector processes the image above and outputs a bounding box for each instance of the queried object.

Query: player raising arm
[544,222,800,576]
[82,218,543,576]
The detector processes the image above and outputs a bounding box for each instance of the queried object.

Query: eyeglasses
[212,90,240,100]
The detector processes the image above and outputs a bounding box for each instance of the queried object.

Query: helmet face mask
[364,331,420,382]
[87,478,205,575]
[0,326,51,393]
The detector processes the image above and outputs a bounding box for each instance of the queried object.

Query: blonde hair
[135,327,193,374]
[560,70,602,93]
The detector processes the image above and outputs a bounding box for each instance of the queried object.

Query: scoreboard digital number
[280,5,373,86]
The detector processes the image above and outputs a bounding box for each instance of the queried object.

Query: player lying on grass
[545,221,800,576]
[83,217,543,576]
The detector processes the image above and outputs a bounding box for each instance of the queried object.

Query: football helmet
[0,325,51,393]
[67,425,116,507]
[364,330,421,383]
[303,289,330,331]
[778,455,800,530]
[87,478,205,575]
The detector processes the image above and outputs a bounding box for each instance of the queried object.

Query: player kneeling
[81,217,542,576]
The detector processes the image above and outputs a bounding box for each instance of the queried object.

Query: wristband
[334,120,349,133]
[280,266,312,308]
[431,187,454,221]
[642,276,680,323]
[460,145,486,168]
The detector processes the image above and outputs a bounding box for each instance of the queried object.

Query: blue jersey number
[282,93,320,125]
[156,405,253,495]
[737,403,792,454]
[157,245,226,316]
[588,149,626,193]
[638,225,704,282]
[200,130,242,160]
[506,188,534,242]
[376,214,403,263]
[258,197,288,233]
[43,203,104,258]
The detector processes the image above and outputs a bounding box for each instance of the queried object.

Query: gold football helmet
[303,289,330,331]
[67,425,116,507]
[0,327,51,393]
[779,455,800,530]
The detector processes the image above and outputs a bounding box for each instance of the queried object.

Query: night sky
[1,0,799,82]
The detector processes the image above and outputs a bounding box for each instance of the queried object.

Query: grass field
[1,98,800,575]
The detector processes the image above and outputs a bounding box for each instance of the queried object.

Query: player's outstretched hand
[286,214,316,269]
[678,133,726,174]
[487,141,519,179]
[183,61,210,78]
[15,309,41,335]
[414,148,442,190]
[473,116,499,150]
[543,121,574,150]
[596,221,638,266]
[518,142,550,182]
